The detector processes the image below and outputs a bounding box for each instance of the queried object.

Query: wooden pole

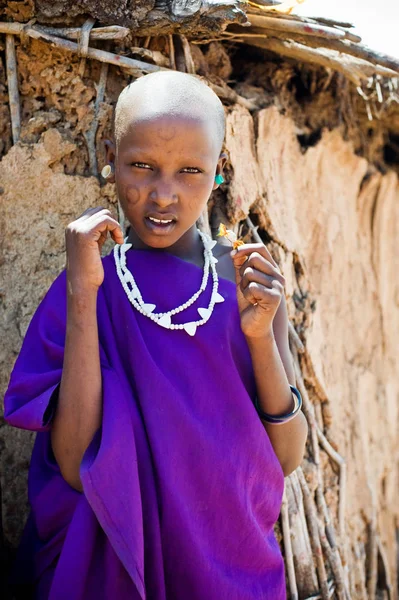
[5,34,21,144]
[84,61,109,177]
[247,14,348,41]
[281,485,299,599]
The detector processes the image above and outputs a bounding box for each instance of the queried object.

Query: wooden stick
[366,487,378,600]
[26,24,130,41]
[377,537,393,600]
[281,485,299,600]
[292,348,350,596]
[309,16,355,30]
[1,23,254,110]
[230,36,366,86]
[354,542,368,600]
[297,467,330,600]
[84,61,109,176]
[300,361,347,542]
[317,514,348,600]
[245,215,263,243]
[168,34,176,69]
[0,23,164,76]
[2,20,398,79]
[288,320,305,353]
[304,580,335,600]
[315,424,346,539]
[5,34,20,144]
[336,28,361,44]
[247,14,348,41]
[275,30,399,77]
[180,35,196,74]
[129,47,170,67]
[228,28,399,78]
[286,470,319,594]
[203,79,257,110]
[143,36,151,49]
[78,17,95,77]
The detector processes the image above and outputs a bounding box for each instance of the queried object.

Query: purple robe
[4,248,286,599]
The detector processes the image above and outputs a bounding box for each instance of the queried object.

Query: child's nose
[150,180,178,207]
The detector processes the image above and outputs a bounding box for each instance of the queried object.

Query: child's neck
[127,225,204,267]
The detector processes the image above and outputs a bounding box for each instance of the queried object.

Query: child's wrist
[245,328,275,349]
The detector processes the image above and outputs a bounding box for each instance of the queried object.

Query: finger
[88,215,124,243]
[241,265,285,292]
[76,207,110,221]
[231,243,279,269]
[239,253,285,286]
[243,281,282,309]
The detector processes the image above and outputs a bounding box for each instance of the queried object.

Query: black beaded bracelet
[255,385,303,424]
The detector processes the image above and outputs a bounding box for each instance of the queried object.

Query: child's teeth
[149,217,172,224]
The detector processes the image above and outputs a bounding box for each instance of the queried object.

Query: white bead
[142,303,156,313]
[183,322,197,336]
[158,314,172,327]
[213,293,224,303]
[198,307,211,320]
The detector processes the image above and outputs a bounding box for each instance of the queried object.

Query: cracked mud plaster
[0,129,117,546]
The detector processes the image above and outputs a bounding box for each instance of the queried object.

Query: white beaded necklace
[113,228,224,336]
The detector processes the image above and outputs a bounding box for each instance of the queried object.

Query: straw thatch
[0,1,398,599]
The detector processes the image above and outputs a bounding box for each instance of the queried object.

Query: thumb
[231,250,249,285]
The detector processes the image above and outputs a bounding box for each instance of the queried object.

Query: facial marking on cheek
[125,184,140,206]
[157,125,176,142]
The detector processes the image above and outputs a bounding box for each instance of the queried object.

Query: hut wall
[1,37,398,598]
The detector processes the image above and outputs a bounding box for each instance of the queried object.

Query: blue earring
[215,174,224,185]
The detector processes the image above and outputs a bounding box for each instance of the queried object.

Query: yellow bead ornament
[217,223,245,250]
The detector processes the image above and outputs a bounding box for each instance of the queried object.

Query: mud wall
[0,35,398,598]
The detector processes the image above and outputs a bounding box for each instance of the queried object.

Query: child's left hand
[231,243,286,340]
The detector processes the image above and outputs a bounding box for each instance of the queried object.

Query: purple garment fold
[4,249,286,599]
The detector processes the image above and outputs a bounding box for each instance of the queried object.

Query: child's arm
[246,300,308,476]
[231,244,308,477]
[51,207,124,491]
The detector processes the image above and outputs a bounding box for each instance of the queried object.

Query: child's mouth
[145,215,177,234]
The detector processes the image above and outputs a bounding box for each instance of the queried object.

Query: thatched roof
[1,0,398,173]
[1,0,399,80]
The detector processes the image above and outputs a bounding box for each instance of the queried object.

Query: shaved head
[114,71,225,156]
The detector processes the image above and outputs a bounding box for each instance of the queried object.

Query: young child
[4,71,307,600]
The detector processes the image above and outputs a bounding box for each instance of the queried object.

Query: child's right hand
[65,207,124,293]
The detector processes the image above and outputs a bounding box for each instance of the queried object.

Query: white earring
[101,164,112,179]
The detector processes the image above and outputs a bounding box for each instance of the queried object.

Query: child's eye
[131,162,201,173]
[131,162,152,170]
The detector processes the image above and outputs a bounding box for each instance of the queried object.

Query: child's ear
[103,139,116,183]
[213,151,228,190]
[218,151,228,171]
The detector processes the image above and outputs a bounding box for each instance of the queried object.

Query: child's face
[109,114,224,248]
